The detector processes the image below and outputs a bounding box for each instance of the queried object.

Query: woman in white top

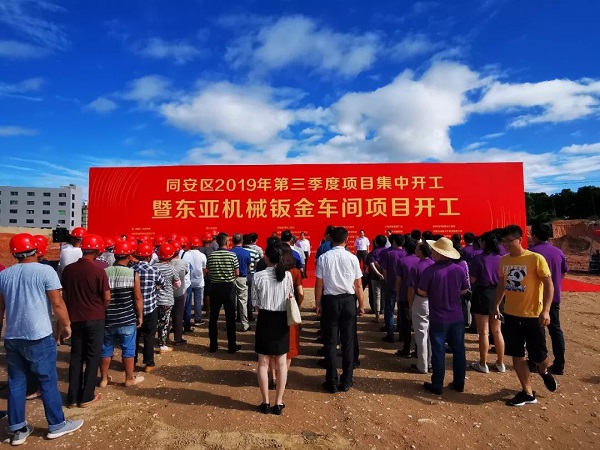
[252,244,294,415]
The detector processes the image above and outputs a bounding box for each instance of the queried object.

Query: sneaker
[159,345,173,353]
[195,319,206,325]
[47,419,84,439]
[539,370,558,392]
[470,362,489,373]
[11,425,34,446]
[495,362,507,373]
[506,390,537,407]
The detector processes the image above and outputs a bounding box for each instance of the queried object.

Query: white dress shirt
[251,267,294,311]
[354,237,370,251]
[296,239,311,254]
[182,249,207,288]
[315,246,363,295]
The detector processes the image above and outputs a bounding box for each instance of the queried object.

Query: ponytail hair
[265,243,286,282]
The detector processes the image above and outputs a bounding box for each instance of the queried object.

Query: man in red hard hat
[0,234,84,444]
[132,242,165,372]
[99,237,116,267]
[99,241,144,387]
[61,234,110,408]
[58,227,87,280]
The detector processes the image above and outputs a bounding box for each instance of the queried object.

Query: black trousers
[357,250,367,269]
[209,282,237,351]
[322,294,356,387]
[172,294,186,342]
[548,303,565,369]
[136,308,158,366]
[68,319,105,405]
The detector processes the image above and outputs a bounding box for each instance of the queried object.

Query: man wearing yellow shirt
[495,225,557,407]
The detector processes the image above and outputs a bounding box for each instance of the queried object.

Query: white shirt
[58,244,82,278]
[296,239,310,254]
[182,249,207,288]
[150,253,159,265]
[251,267,294,311]
[316,246,363,295]
[354,237,370,251]
[290,244,306,265]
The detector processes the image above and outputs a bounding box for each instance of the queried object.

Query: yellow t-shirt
[499,250,551,318]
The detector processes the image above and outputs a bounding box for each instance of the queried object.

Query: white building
[0,184,83,229]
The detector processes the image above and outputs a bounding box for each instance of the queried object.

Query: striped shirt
[251,267,294,311]
[154,262,180,307]
[132,261,165,315]
[207,249,239,283]
[105,265,137,327]
[243,245,260,273]
[171,258,190,297]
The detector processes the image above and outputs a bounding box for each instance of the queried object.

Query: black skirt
[255,309,290,356]
[471,285,498,315]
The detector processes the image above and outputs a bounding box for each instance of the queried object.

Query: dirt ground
[0,285,598,450]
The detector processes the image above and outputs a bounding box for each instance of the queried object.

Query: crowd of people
[0,221,568,444]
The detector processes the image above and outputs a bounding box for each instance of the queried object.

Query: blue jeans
[190,286,204,322]
[5,335,66,432]
[384,289,396,335]
[429,321,466,393]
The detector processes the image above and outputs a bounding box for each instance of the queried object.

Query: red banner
[88,162,525,247]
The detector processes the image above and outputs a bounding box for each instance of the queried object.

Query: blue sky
[2,0,600,199]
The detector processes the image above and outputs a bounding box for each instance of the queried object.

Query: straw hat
[426,237,461,260]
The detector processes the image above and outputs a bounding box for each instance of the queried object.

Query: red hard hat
[158,243,175,260]
[103,237,115,249]
[154,234,166,246]
[33,235,49,257]
[114,240,134,257]
[202,232,213,242]
[81,234,104,251]
[128,238,138,249]
[10,233,38,254]
[190,236,202,247]
[135,242,154,258]
[171,240,181,252]
[71,227,87,239]
[167,233,178,243]
[140,235,151,243]
[114,235,125,243]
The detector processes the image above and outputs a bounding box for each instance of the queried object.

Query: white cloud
[133,38,202,64]
[0,77,44,98]
[161,82,294,144]
[388,34,438,61]
[226,15,380,77]
[0,126,37,136]
[472,78,600,127]
[0,0,68,51]
[0,39,45,58]
[481,132,504,139]
[122,75,173,104]
[86,97,118,114]
[560,142,600,155]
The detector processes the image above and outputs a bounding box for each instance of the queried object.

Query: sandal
[80,393,102,408]
[98,375,113,388]
[124,375,145,387]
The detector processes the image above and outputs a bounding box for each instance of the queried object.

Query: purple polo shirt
[471,252,501,287]
[407,258,435,289]
[498,244,508,256]
[531,241,569,303]
[418,260,468,324]
[462,245,482,271]
[365,247,386,267]
[381,247,406,290]
[398,254,419,302]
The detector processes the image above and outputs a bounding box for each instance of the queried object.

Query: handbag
[287,296,302,326]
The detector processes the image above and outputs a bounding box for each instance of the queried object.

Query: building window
[58,210,66,215]
[58,219,66,224]
[59,202,66,206]
[27,201,34,205]
[71,220,74,227]
[10,191,18,196]
[10,209,17,214]
[59,193,66,198]
[43,192,51,197]
[9,219,17,224]
[27,192,35,196]
[43,201,50,206]
[72,202,75,209]
[43,210,50,214]
[72,194,75,200]
[26,210,34,214]
[26,219,34,224]
[10,200,17,205]
[71,211,75,217]
[42,220,50,224]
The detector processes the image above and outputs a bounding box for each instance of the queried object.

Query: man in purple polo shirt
[530,223,569,375]
[367,235,388,321]
[380,234,406,343]
[394,239,419,353]
[418,237,469,395]
[461,232,478,269]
